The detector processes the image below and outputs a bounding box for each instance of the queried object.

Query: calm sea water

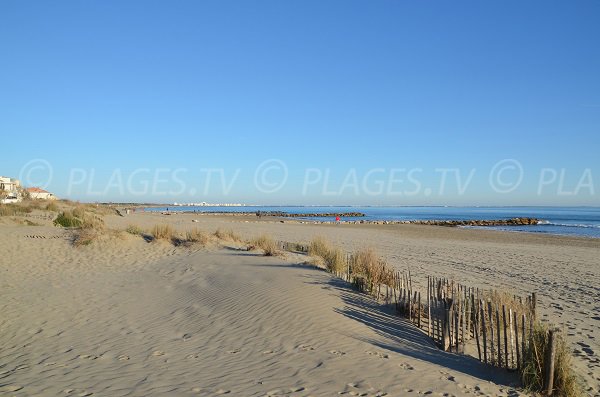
[145,206,600,239]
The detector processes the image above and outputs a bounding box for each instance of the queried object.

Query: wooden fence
[276,240,537,372]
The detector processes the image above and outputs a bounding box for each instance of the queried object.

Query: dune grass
[307,237,346,273]
[54,211,83,228]
[214,228,242,242]
[521,323,582,397]
[185,228,210,245]
[45,201,59,212]
[151,224,175,242]
[125,224,144,235]
[250,234,279,256]
[0,203,33,217]
[349,247,394,289]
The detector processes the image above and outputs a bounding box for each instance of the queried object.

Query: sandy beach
[1,210,599,396]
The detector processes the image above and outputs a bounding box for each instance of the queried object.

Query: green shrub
[54,211,83,228]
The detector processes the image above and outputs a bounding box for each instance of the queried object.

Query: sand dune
[1,221,523,396]
[1,211,599,395]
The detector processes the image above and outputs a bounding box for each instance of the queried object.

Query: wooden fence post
[443,300,451,351]
[428,277,432,337]
[496,308,502,368]
[473,295,481,361]
[481,300,487,364]
[544,329,557,396]
[503,305,509,368]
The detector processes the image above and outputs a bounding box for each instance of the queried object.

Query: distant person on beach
[335,216,341,223]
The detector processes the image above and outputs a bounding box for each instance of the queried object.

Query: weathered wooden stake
[509,308,515,368]
[481,300,488,364]
[521,313,527,369]
[417,291,421,329]
[514,310,520,370]
[443,300,451,351]
[543,329,557,396]
[488,301,495,365]
[427,277,432,337]
[496,308,502,368]
[503,305,509,368]
[473,295,482,361]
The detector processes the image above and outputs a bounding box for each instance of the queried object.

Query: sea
[144,206,600,239]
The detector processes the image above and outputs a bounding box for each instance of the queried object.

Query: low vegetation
[125,224,144,235]
[521,323,582,397]
[307,237,347,273]
[250,234,279,256]
[185,228,210,245]
[54,211,84,228]
[45,201,59,212]
[214,228,242,242]
[150,224,175,242]
[0,203,33,217]
[350,247,394,290]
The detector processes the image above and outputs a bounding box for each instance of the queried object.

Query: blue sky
[1,1,599,205]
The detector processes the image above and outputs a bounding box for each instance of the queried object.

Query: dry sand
[1,210,599,396]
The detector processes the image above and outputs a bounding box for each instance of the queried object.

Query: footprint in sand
[365,350,389,359]
[227,349,241,354]
[2,385,24,392]
[152,350,165,357]
[329,350,346,356]
[215,389,230,394]
[187,353,200,359]
[117,355,130,361]
[298,344,315,352]
[262,350,275,355]
[267,387,306,395]
[398,362,414,370]
[78,354,98,360]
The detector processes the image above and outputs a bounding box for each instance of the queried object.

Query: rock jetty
[297,217,540,227]
[261,211,365,218]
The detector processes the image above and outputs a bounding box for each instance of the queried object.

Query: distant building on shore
[26,187,57,200]
[0,176,22,203]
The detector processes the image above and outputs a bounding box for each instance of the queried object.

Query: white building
[0,176,22,203]
[26,187,57,200]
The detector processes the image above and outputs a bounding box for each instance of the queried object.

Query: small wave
[541,222,600,229]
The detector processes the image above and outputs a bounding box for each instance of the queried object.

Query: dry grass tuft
[73,229,99,247]
[350,248,394,290]
[0,203,32,217]
[521,323,583,397]
[185,228,210,245]
[151,224,175,242]
[125,224,144,235]
[214,228,242,242]
[45,201,59,212]
[250,234,279,256]
[308,236,330,259]
[307,237,346,273]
